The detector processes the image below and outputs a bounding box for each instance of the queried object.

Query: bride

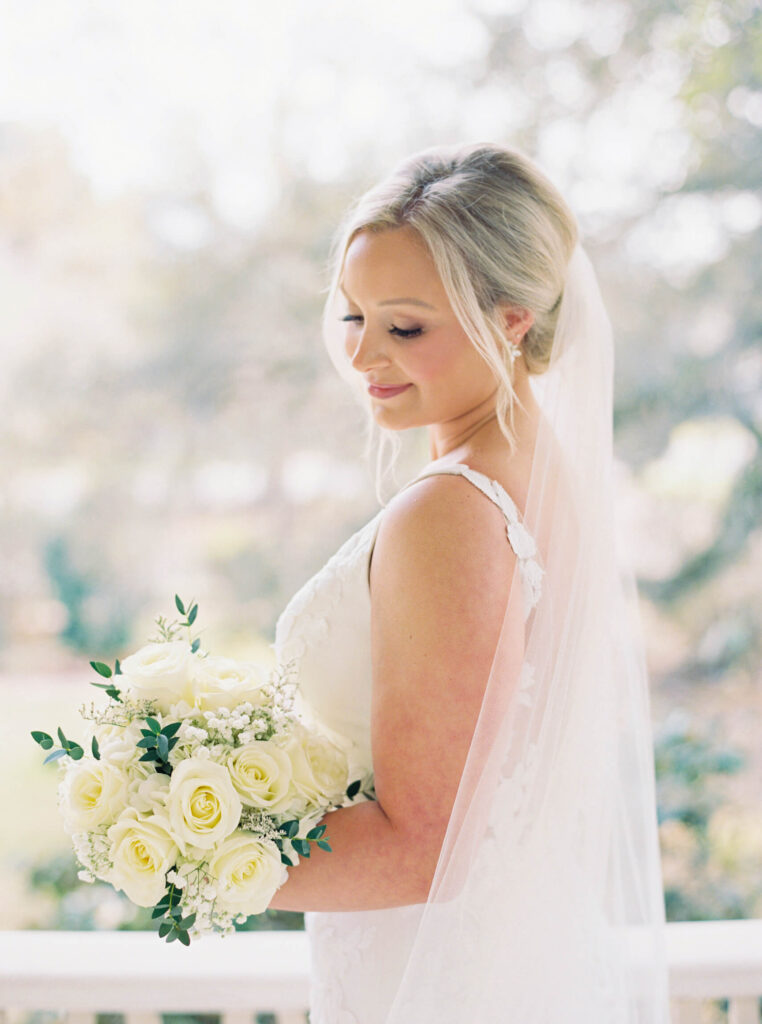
[267,142,671,1023]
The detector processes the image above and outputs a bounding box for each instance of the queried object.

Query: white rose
[61,760,128,832]
[193,655,269,712]
[166,756,242,854]
[128,772,171,815]
[119,640,196,713]
[278,724,349,807]
[227,741,295,813]
[107,808,178,907]
[94,720,144,772]
[208,830,287,915]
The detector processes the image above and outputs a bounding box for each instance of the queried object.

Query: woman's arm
[268,474,522,912]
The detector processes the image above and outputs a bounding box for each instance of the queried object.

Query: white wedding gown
[273,462,544,1024]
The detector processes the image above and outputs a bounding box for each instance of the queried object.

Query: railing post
[729,997,761,1024]
[671,999,703,1024]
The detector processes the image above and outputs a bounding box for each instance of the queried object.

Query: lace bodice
[271,461,545,1024]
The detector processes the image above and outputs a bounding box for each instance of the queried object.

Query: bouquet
[32,595,373,945]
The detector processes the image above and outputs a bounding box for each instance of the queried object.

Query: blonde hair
[320,141,579,498]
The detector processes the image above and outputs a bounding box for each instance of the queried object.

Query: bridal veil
[323,143,672,1023]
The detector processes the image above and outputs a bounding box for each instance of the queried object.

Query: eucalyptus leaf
[114,658,122,675]
[175,595,186,615]
[91,737,100,760]
[317,840,332,852]
[191,638,200,653]
[158,921,172,938]
[43,748,67,765]
[90,661,113,679]
[31,731,54,749]
[157,733,169,759]
[162,722,182,738]
[177,931,191,947]
[145,718,161,734]
[346,779,361,799]
[187,604,198,626]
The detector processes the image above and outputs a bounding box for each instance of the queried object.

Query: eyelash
[339,315,423,339]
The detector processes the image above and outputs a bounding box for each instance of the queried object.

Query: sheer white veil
[383,243,671,1022]
[323,146,671,1022]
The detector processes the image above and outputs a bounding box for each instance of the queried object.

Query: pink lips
[367,382,412,399]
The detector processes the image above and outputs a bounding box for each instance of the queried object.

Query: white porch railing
[0,921,761,1023]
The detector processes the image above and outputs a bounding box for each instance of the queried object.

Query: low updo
[321,142,579,479]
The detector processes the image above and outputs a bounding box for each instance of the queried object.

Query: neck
[428,371,540,463]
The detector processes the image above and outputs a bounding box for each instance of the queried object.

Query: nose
[346,325,391,373]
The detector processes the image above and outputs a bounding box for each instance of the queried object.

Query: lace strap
[401,463,544,617]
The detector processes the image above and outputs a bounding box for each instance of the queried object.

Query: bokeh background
[1,0,761,933]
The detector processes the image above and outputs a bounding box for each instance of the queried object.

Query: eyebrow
[339,284,435,310]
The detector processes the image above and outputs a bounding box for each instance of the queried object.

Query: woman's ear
[498,303,535,341]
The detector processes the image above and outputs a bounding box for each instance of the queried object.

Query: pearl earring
[506,335,522,365]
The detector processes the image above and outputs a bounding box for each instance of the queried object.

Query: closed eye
[339,315,423,339]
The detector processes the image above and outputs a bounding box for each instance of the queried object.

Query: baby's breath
[79,695,159,728]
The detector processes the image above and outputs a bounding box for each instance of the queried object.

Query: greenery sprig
[152,879,195,945]
[346,777,375,801]
[31,727,87,765]
[137,718,182,775]
[150,595,202,653]
[89,658,122,702]
[274,819,332,866]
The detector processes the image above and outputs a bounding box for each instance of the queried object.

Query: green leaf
[31,731,54,749]
[187,604,198,626]
[151,905,168,919]
[69,745,84,761]
[179,913,196,929]
[162,722,182,738]
[317,840,332,852]
[158,921,172,938]
[114,658,122,675]
[145,717,161,734]
[137,737,157,748]
[166,930,178,943]
[43,748,68,765]
[306,824,326,839]
[90,661,113,679]
[191,638,200,654]
[91,737,100,760]
[57,726,68,747]
[280,853,294,867]
[281,819,299,838]
[139,751,157,762]
[291,839,311,856]
[177,930,191,947]
[175,595,186,615]
[157,733,169,760]
[346,779,361,799]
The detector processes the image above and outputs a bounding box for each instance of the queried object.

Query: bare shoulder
[369,472,516,601]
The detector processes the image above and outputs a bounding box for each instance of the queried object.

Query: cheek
[406,331,467,380]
